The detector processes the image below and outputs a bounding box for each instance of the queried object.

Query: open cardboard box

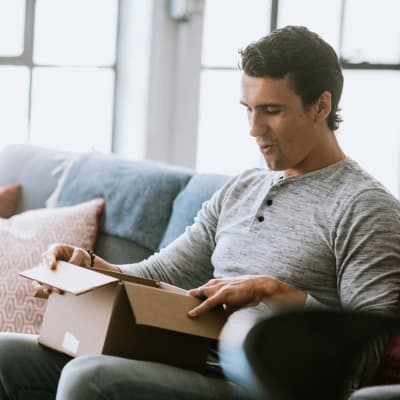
[20,262,226,371]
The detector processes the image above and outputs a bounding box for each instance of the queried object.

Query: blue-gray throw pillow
[158,173,229,249]
[55,153,193,251]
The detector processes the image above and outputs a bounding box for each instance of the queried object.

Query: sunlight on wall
[338,70,400,196]
[196,70,262,175]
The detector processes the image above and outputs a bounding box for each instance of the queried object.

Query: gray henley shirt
[119,157,400,389]
[121,158,400,314]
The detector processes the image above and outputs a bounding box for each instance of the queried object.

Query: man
[0,26,399,400]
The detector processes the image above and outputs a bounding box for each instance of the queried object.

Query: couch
[1,144,399,400]
[0,143,229,333]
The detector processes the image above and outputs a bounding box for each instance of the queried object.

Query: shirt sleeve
[335,189,400,314]
[334,189,400,388]
[118,175,238,289]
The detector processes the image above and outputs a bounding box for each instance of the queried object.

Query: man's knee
[0,332,70,400]
[0,333,38,377]
[0,332,33,359]
[57,355,154,400]
[57,355,248,400]
[0,333,40,398]
[57,355,107,400]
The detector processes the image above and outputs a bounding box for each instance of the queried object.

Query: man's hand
[187,275,307,317]
[42,243,92,270]
[34,243,122,298]
[33,243,92,298]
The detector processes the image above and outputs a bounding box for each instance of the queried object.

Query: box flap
[19,261,118,295]
[89,267,160,288]
[158,281,187,294]
[124,282,226,339]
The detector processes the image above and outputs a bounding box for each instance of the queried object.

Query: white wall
[114,0,204,169]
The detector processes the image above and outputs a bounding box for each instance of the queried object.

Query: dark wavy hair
[239,26,343,130]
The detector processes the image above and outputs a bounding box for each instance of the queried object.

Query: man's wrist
[84,248,96,267]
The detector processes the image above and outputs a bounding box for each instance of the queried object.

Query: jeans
[0,333,248,400]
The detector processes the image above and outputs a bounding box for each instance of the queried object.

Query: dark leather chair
[220,310,400,400]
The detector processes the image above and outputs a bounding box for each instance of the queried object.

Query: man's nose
[249,113,265,137]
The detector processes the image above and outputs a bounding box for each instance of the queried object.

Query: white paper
[19,261,118,295]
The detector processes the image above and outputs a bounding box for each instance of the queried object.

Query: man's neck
[283,130,345,178]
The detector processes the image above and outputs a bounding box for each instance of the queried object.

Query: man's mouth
[259,144,273,154]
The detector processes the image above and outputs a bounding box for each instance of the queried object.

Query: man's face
[240,73,323,176]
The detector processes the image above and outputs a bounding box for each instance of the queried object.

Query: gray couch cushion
[158,173,229,249]
[0,144,71,213]
[55,153,193,251]
[94,233,153,264]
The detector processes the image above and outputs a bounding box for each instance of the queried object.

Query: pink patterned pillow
[0,198,104,333]
[0,183,21,218]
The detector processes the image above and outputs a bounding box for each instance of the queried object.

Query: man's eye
[263,107,280,115]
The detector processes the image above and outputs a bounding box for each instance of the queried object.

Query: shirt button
[257,215,264,222]
[266,199,273,206]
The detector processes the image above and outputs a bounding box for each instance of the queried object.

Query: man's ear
[314,91,331,122]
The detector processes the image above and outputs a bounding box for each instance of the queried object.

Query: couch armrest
[350,384,400,399]
[0,144,72,212]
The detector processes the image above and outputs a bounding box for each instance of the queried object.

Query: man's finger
[48,254,58,270]
[41,250,58,270]
[187,288,200,298]
[32,281,50,299]
[69,248,91,268]
[188,296,219,317]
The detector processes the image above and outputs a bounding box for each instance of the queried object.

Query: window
[0,0,118,153]
[341,0,400,64]
[198,0,400,197]
[197,0,270,175]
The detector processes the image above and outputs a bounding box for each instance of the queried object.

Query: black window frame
[270,0,400,71]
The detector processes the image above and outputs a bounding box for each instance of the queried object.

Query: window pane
[30,67,114,153]
[0,66,29,149]
[196,70,262,174]
[338,71,400,197]
[202,0,271,67]
[342,0,400,63]
[277,0,342,52]
[0,0,25,56]
[34,0,118,66]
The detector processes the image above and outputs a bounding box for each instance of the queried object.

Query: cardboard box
[20,262,226,371]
